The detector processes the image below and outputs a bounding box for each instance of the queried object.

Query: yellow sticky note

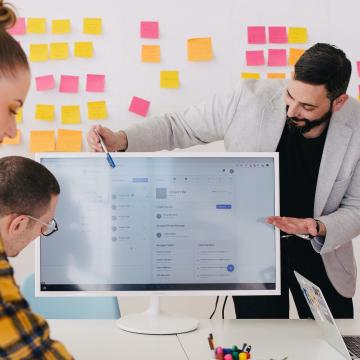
[160,71,179,89]
[289,48,305,66]
[52,19,71,34]
[83,18,102,35]
[288,27,308,44]
[29,44,49,62]
[3,130,21,145]
[35,104,55,121]
[61,105,81,124]
[30,131,55,152]
[241,72,260,80]
[50,42,69,60]
[56,129,82,152]
[267,73,286,79]
[74,42,94,58]
[187,37,213,61]
[27,18,47,34]
[87,101,108,120]
[16,107,23,124]
[141,45,161,63]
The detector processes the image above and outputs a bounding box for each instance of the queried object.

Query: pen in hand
[94,129,116,168]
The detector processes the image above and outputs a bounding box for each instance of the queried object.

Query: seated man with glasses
[0,156,72,359]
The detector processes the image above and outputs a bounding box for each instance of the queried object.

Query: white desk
[48,319,358,359]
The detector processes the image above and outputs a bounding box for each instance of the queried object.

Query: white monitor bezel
[35,152,280,297]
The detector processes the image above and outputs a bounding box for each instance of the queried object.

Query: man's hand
[87,125,128,152]
[266,216,318,237]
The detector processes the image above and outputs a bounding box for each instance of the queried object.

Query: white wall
[5,0,360,319]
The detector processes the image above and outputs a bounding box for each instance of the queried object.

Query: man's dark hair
[0,156,60,217]
[294,43,352,101]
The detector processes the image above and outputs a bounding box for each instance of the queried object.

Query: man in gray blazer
[88,43,359,318]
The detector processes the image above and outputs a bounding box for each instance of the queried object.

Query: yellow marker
[61,105,81,124]
[141,45,161,63]
[3,130,21,145]
[288,27,308,44]
[74,41,94,58]
[267,73,286,79]
[30,131,55,152]
[56,129,82,152]
[51,19,71,34]
[29,44,49,62]
[187,37,213,61]
[83,18,102,35]
[160,71,180,89]
[241,72,260,80]
[289,48,305,66]
[16,107,23,124]
[27,18,46,34]
[87,101,108,120]
[35,104,55,121]
[50,42,69,60]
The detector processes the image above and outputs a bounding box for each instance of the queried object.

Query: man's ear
[332,94,349,113]
[8,215,31,237]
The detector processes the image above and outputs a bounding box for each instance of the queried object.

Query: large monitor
[36,152,280,334]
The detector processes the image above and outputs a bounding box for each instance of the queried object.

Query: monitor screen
[36,153,280,296]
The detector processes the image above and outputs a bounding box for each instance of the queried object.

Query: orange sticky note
[141,45,161,62]
[241,72,260,79]
[61,105,81,124]
[35,104,55,121]
[30,131,55,152]
[56,129,82,152]
[87,101,108,120]
[3,130,21,145]
[30,44,49,62]
[267,73,286,79]
[50,42,69,60]
[16,107,23,124]
[187,38,213,61]
[160,71,179,88]
[27,18,47,34]
[51,19,71,34]
[74,42,94,58]
[83,18,102,35]
[288,27,308,44]
[289,48,305,66]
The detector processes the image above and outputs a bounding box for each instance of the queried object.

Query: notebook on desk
[295,271,360,360]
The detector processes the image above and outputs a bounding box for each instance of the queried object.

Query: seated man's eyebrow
[287,89,318,108]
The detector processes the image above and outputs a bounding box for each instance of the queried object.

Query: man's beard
[286,104,332,135]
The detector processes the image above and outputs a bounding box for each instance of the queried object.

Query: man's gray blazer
[125,79,360,298]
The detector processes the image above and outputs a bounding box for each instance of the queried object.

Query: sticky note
[129,96,150,117]
[140,21,159,39]
[83,18,102,35]
[289,48,305,66]
[187,38,213,61]
[61,105,81,124]
[358,85,360,96]
[268,26,287,43]
[51,19,71,34]
[247,26,266,44]
[60,75,79,93]
[27,18,47,34]
[36,75,55,91]
[86,74,105,92]
[241,72,260,79]
[356,62,360,77]
[246,50,265,66]
[3,130,21,145]
[56,129,82,152]
[16,108,23,124]
[7,17,26,35]
[50,42,69,60]
[268,49,287,66]
[141,45,161,63]
[288,27,307,43]
[35,104,55,121]
[30,131,55,152]
[74,41,94,58]
[29,44,49,62]
[267,73,286,79]
[88,101,108,120]
[160,71,179,89]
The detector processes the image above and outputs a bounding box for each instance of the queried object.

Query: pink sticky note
[268,49,287,66]
[357,62,360,77]
[7,17,26,35]
[129,96,150,117]
[140,21,159,39]
[59,75,79,93]
[247,26,266,44]
[269,26,288,43]
[36,75,55,91]
[86,74,105,92]
[246,50,265,66]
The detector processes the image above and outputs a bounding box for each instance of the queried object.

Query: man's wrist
[116,131,128,152]
[314,219,326,237]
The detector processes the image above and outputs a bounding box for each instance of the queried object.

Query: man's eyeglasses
[27,216,58,236]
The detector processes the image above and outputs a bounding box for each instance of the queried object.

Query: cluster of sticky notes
[29,129,82,152]
[129,96,150,117]
[246,48,305,67]
[247,26,308,44]
[187,37,213,61]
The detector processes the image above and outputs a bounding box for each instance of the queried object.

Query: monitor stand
[116,295,199,335]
